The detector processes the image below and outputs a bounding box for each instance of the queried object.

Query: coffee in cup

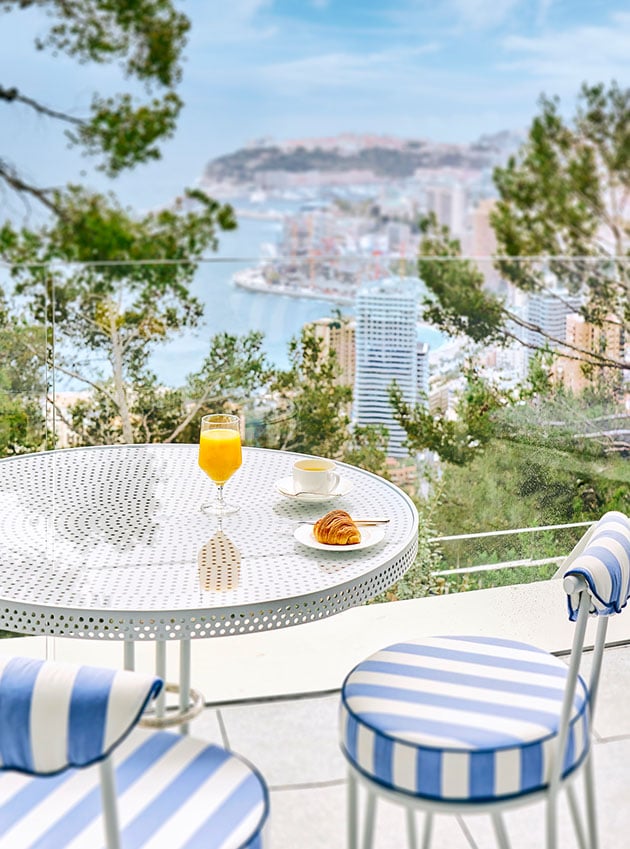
[293,458,340,495]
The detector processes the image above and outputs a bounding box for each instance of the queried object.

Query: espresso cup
[293,458,340,495]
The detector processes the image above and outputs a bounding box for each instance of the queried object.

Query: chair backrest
[0,656,161,775]
[548,511,630,790]
[563,510,630,620]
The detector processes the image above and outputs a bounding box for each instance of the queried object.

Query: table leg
[45,636,56,661]
[155,640,167,719]
[123,641,135,672]
[180,639,191,735]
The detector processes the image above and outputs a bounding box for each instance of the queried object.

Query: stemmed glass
[198,414,242,515]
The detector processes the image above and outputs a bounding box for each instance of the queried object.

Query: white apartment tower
[525,290,582,359]
[354,278,425,458]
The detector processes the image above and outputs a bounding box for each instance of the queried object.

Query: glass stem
[216,484,225,508]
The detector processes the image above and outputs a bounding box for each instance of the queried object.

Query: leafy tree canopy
[0,187,241,445]
[0,0,190,212]
[258,325,389,476]
[419,82,629,371]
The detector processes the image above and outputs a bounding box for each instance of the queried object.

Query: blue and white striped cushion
[564,511,630,621]
[0,727,268,848]
[0,656,162,774]
[340,636,589,802]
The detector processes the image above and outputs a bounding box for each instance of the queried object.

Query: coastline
[233,267,354,306]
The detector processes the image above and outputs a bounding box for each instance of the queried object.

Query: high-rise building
[310,317,356,387]
[466,198,502,292]
[525,291,582,360]
[555,314,624,394]
[425,182,466,238]
[354,277,426,457]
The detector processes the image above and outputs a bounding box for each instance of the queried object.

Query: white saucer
[294,523,385,551]
[276,476,353,503]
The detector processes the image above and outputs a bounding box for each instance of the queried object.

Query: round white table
[0,444,418,724]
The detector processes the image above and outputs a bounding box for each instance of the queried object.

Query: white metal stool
[339,510,630,849]
[0,657,269,848]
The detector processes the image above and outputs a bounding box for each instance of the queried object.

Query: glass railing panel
[2,247,627,597]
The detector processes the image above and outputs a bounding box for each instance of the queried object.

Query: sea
[149,199,446,387]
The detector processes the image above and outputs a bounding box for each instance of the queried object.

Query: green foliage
[63,331,271,446]
[389,367,506,465]
[418,213,505,344]
[260,326,352,457]
[258,325,388,476]
[371,503,442,602]
[416,83,629,373]
[0,317,47,454]
[342,424,390,479]
[0,185,243,445]
[491,81,629,331]
[0,0,190,197]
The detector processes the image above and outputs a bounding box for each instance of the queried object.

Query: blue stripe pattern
[68,666,117,766]
[0,657,43,771]
[340,636,590,802]
[0,657,162,775]
[0,730,269,848]
[564,512,630,620]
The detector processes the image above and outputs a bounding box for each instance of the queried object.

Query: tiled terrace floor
[189,644,630,849]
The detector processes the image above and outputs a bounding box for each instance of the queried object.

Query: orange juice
[198,429,242,484]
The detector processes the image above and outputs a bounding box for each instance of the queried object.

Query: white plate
[293,523,385,551]
[276,475,353,503]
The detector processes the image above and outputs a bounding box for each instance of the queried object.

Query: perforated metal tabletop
[0,445,418,642]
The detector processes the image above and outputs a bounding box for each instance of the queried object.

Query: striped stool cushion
[0,728,268,848]
[564,510,630,620]
[340,636,590,803]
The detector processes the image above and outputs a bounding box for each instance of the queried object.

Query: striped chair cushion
[564,511,630,621]
[340,636,589,803]
[0,656,162,774]
[0,728,268,849]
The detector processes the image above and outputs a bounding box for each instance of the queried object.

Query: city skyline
[0,1,628,216]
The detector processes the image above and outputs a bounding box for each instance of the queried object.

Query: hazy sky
[1,0,628,214]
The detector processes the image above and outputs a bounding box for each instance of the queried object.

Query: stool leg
[491,812,511,849]
[123,641,135,671]
[583,753,599,849]
[179,639,191,735]
[155,639,167,719]
[362,790,376,849]
[420,811,433,849]
[347,770,359,849]
[99,756,121,849]
[545,795,558,849]
[566,783,587,849]
[406,808,418,849]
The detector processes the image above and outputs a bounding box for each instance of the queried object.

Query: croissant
[313,510,361,545]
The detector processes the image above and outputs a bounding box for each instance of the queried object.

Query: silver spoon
[298,518,390,526]
[287,489,344,498]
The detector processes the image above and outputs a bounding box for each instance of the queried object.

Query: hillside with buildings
[202,132,521,194]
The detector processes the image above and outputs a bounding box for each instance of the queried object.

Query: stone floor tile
[461,738,630,849]
[578,645,630,739]
[219,693,347,786]
[269,783,474,849]
[187,706,225,745]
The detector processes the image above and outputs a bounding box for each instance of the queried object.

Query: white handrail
[429,520,594,543]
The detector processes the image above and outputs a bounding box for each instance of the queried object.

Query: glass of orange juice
[198,414,242,515]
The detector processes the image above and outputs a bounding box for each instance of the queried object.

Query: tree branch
[0,158,62,215]
[46,393,98,447]
[163,386,216,443]
[49,359,119,407]
[501,308,628,370]
[0,85,83,125]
